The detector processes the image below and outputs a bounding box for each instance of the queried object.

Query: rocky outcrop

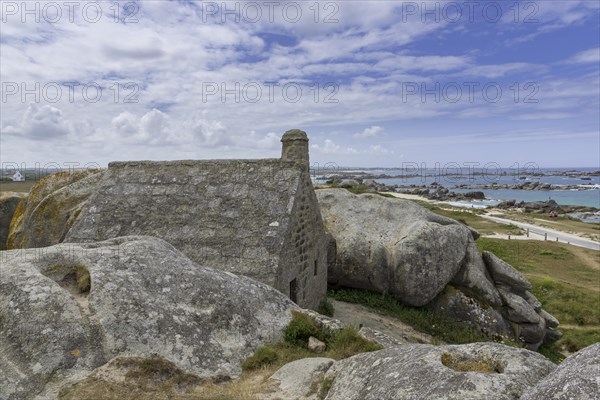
[316,189,474,307]
[483,251,532,292]
[317,189,561,349]
[269,358,335,400]
[0,236,295,400]
[324,343,555,400]
[0,193,25,250]
[521,343,600,400]
[429,286,515,340]
[7,170,102,249]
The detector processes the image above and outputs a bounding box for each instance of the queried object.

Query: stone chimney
[281,129,309,170]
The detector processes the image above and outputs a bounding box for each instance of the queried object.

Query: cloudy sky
[1,0,599,169]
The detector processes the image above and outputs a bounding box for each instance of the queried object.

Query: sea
[314,167,600,218]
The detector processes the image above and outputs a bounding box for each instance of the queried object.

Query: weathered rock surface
[318,189,561,348]
[498,287,541,324]
[269,357,335,400]
[429,286,515,340]
[0,236,295,400]
[358,327,406,347]
[324,343,555,400]
[483,251,532,292]
[0,193,25,250]
[316,189,473,307]
[521,343,599,400]
[7,170,102,249]
[451,242,502,307]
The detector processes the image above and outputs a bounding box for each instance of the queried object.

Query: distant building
[66,129,328,309]
[11,171,25,182]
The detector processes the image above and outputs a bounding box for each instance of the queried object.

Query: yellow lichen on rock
[7,169,103,249]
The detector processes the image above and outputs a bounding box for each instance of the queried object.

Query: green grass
[243,311,383,372]
[558,328,600,353]
[329,288,518,347]
[283,311,331,346]
[241,346,279,370]
[477,238,599,353]
[537,345,567,364]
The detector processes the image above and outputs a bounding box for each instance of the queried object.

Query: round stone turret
[281,129,309,169]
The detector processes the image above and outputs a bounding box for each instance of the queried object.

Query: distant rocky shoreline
[321,177,599,213]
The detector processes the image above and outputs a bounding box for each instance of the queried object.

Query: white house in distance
[11,171,25,182]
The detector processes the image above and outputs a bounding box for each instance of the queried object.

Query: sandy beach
[384,192,434,202]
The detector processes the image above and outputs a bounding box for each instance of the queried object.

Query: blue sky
[1,0,599,169]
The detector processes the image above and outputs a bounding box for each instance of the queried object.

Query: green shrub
[241,346,279,371]
[244,312,382,374]
[284,311,330,347]
[317,299,335,317]
[328,327,383,359]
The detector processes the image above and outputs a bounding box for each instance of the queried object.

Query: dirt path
[329,299,437,345]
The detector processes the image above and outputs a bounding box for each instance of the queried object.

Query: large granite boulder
[0,192,25,250]
[0,236,295,400]
[324,343,555,400]
[521,343,600,400]
[7,170,102,249]
[317,189,561,349]
[316,189,474,307]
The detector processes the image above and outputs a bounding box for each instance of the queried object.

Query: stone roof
[66,158,306,285]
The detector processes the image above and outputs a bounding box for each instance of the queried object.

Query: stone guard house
[66,130,327,309]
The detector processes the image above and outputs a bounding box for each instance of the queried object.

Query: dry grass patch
[441,352,504,374]
[58,312,381,399]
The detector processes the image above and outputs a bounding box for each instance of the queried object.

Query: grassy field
[0,181,36,193]
[494,211,600,241]
[415,201,525,236]
[477,238,600,353]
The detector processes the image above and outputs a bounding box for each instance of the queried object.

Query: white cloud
[4,103,70,140]
[0,1,597,167]
[354,126,384,139]
[369,145,394,155]
[568,48,600,64]
[311,139,357,155]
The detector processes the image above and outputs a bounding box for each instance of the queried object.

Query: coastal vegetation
[328,288,519,348]
[477,238,600,355]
